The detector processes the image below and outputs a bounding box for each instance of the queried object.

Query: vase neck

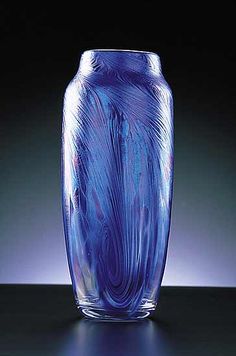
[78,49,162,76]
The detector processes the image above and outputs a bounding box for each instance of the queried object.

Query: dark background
[0,3,235,286]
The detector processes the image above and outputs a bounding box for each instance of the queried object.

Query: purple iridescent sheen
[62,50,174,320]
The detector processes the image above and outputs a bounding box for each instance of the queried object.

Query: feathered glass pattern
[62,50,173,320]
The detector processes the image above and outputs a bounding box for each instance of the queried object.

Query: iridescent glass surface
[62,50,174,319]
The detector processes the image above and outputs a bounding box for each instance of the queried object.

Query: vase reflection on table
[62,49,174,320]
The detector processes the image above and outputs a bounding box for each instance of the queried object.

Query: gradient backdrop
[1,4,235,286]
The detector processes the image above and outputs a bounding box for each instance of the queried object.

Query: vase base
[78,304,156,321]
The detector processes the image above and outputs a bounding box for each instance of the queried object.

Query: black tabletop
[0,285,235,356]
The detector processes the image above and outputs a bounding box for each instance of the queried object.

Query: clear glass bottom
[77,299,157,321]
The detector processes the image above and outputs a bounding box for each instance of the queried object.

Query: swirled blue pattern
[62,50,174,320]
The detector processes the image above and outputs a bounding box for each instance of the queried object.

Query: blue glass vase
[62,49,174,320]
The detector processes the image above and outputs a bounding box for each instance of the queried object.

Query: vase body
[62,50,173,320]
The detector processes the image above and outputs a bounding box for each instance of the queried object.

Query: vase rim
[84,49,158,56]
[80,49,161,75]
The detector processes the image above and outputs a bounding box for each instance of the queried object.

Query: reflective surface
[62,50,173,318]
[59,319,173,356]
[1,285,236,356]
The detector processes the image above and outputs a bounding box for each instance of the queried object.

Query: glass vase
[62,49,174,320]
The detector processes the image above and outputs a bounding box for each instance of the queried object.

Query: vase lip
[83,49,158,56]
[80,49,161,75]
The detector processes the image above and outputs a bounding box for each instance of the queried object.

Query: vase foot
[78,305,156,321]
